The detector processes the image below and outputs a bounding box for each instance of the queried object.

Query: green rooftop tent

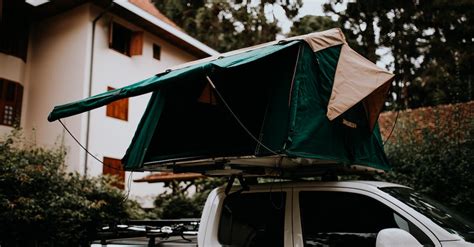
[48,28,395,176]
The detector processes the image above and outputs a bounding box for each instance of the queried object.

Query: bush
[124,199,159,220]
[154,177,226,219]
[0,131,130,246]
[381,103,474,219]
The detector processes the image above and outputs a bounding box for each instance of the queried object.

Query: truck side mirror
[376,228,422,247]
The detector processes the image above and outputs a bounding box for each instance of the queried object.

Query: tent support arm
[225,175,250,195]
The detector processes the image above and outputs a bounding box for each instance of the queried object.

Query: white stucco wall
[2,3,202,208]
[24,4,92,173]
[85,6,198,207]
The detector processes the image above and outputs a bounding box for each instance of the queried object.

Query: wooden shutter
[0,78,22,126]
[0,0,3,22]
[129,31,143,56]
[106,86,129,121]
[13,83,22,125]
[103,157,125,189]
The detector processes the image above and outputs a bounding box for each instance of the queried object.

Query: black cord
[205,75,282,156]
[58,119,125,172]
[59,119,133,202]
[383,110,400,146]
[58,119,133,203]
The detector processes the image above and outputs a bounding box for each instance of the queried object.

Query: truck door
[215,188,293,247]
[292,188,438,247]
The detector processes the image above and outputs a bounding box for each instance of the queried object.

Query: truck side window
[299,191,434,247]
[218,192,286,247]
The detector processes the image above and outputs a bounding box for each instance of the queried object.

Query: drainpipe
[84,2,114,176]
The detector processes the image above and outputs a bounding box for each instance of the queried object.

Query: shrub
[0,131,130,246]
[381,102,474,219]
[153,177,226,219]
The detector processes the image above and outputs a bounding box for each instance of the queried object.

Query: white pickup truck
[197,180,474,247]
[94,180,473,247]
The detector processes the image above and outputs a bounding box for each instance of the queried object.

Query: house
[0,0,218,207]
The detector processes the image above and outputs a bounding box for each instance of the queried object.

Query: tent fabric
[131,43,302,169]
[47,41,299,122]
[48,28,394,172]
[160,28,347,74]
[295,28,346,52]
[283,43,389,170]
[326,44,395,130]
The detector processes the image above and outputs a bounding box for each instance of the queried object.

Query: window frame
[0,0,30,61]
[108,21,143,57]
[153,43,161,60]
[217,188,294,247]
[0,78,23,127]
[292,187,440,247]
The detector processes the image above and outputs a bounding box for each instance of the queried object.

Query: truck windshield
[381,187,474,242]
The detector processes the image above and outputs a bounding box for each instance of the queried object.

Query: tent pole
[288,44,302,107]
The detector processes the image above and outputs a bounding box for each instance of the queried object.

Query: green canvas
[48,38,390,173]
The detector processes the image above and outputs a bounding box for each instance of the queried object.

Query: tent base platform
[136,156,385,178]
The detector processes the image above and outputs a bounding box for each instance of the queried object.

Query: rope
[58,119,126,172]
[58,119,132,202]
[206,75,281,156]
[383,110,399,146]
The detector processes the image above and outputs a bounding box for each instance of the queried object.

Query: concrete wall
[24,4,92,173]
[85,6,197,207]
[1,3,200,207]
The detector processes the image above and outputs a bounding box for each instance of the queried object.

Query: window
[218,192,286,247]
[0,78,23,127]
[381,187,474,241]
[153,43,161,60]
[0,1,30,61]
[109,21,143,56]
[106,86,128,121]
[299,191,433,247]
[103,157,125,189]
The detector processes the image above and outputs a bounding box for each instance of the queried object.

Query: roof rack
[95,219,199,246]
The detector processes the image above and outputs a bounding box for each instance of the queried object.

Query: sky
[273,0,350,34]
[277,0,392,69]
[298,0,326,16]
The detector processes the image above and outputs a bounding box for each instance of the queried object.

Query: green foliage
[288,15,339,37]
[324,0,474,109]
[123,199,159,220]
[154,0,302,52]
[0,131,131,246]
[159,195,202,219]
[381,103,474,219]
[153,177,226,219]
[192,177,226,211]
